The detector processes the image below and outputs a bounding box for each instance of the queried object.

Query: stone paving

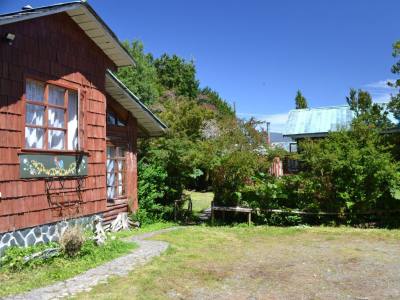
[1,227,178,300]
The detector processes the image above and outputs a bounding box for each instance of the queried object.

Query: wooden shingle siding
[0,12,126,233]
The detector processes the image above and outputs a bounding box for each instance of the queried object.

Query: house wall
[0,13,136,235]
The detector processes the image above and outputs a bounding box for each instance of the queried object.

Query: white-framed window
[106,145,127,201]
[25,79,78,150]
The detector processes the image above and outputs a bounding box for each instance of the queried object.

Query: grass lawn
[0,238,137,298]
[0,222,177,298]
[185,190,213,214]
[73,225,400,300]
[113,222,177,239]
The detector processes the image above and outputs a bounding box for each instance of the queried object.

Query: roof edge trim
[105,69,167,135]
[0,1,135,67]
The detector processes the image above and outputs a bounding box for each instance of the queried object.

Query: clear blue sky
[1,0,399,132]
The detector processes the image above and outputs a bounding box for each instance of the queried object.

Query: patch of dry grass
[73,226,400,300]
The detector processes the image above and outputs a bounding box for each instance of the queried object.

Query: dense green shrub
[238,122,400,226]
[300,123,400,217]
[136,159,170,224]
[210,118,273,206]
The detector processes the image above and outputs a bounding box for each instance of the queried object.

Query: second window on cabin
[25,80,78,150]
[106,145,126,201]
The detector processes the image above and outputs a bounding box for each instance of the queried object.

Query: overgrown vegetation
[117,40,273,223]
[119,39,400,227]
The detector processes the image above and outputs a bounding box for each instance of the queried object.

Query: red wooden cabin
[0,2,166,254]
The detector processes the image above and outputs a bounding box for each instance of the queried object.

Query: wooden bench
[211,204,252,226]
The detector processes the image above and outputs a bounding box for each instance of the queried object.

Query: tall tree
[295,90,308,109]
[347,89,390,128]
[154,54,199,99]
[117,41,160,105]
[388,40,400,120]
[198,87,235,118]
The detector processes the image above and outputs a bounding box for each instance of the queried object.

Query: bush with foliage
[233,121,400,226]
[59,226,85,257]
[135,159,169,224]
[209,118,273,206]
[299,123,400,216]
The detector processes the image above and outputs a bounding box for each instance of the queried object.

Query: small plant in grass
[0,242,59,272]
[59,226,85,257]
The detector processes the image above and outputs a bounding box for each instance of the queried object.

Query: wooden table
[211,205,252,226]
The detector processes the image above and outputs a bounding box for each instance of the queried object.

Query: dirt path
[1,227,178,300]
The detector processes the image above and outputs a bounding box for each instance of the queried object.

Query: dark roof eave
[106,69,167,136]
[283,132,329,139]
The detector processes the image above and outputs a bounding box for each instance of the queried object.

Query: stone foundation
[0,214,101,257]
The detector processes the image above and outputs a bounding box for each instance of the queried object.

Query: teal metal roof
[283,105,355,138]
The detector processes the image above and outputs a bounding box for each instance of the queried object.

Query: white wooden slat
[85,28,105,38]
[77,21,98,31]
[91,36,110,44]
[71,14,91,23]
[66,8,85,17]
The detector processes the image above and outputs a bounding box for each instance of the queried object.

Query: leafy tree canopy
[388,40,400,120]
[154,54,199,99]
[198,87,235,118]
[346,88,391,129]
[117,41,160,105]
[295,90,308,109]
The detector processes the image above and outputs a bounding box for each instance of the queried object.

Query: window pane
[68,91,78,150]
[26,81,44,102]
[118,185,123,196]
[117,147,127,157]
[25,127,44,149]
[117,118,126,126]
[107,112,116,125]
[48,107,65,128]
[107,159,114,173]
[107,171,115,186]
[48,85,65,106]
[117,171,123,186]
[107,146,116,158]
[26,104,44,125]
[107,186,115,199]
[48,130,64,149]
[118,160,124,172]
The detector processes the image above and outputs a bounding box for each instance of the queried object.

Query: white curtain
[48,130,64,150]
[48,107,64,128]
[25,127,44,148]
[48,85,65,106]
[68,91,78,150]
[107,161,116,199]
[26,104,44,125]
[26,81,44,102]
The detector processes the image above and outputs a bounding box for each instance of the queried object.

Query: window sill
[19,149,90,156]
[107,198,128,206]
